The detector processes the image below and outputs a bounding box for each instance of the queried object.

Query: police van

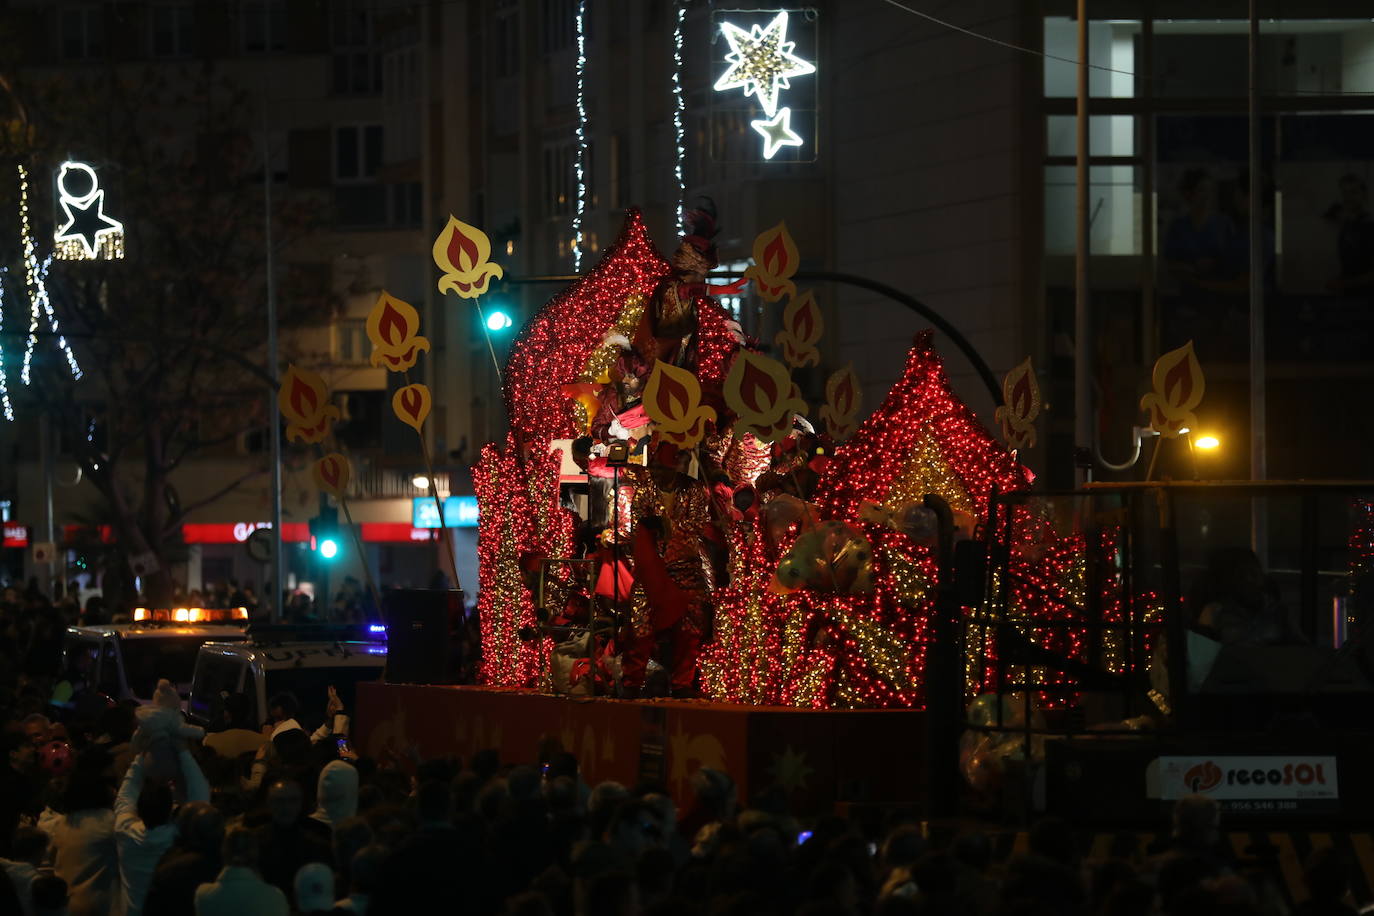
[188,624,387,731]
[61,607,250,706]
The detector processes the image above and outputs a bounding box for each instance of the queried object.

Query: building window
[151,4,194,57]
[390,181,422,228]
[541,0,576,53]
[544,142,576,217]
[493,8,520,78]
[333,0,381,94]
[241,0,286,53]
[60,6,106,60]
[335,125,383,183]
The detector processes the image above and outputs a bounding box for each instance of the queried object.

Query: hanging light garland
[18,165,82,384]
[572,0,588,271]
[672,0,687,225]
[0,268,11,421]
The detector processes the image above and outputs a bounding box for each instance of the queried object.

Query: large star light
[714,11,816,118]
[751,108,803,159]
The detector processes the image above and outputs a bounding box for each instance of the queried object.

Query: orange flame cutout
[819,365,862,441]
[724,351,807,444]
[643,361,715,448]
[993,357,1041,450]
[1139,340,1205,438]
[392,384,432,433]
[311,452,352,498]
[278,364,340,444]
[366,292,431,372]
[742,221,800,303]
[433,215,504,299]
[774,289,824,368]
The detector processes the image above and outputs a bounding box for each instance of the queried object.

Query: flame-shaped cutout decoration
[643,360,716,448]
[742,221,800,303]
[278,364,328,424]
[366,292,431,372]
[312,452,352,498]
[724,351,807,444]
[1139,340,1206,438]
[819,364,862,441]
[392,383,433,433]
[433,215,504,299]
[286,411,340,445]
[774,289,824,368]
[993,357,1041,450]
[278,364,340,444]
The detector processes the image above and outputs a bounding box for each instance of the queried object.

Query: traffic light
[484,309,513,332]
[309,507,341,561]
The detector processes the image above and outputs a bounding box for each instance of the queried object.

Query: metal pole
[263,97,284,622]
[1248,1,1267,557]
[1074,0,1092,485]
[41,413,55,594]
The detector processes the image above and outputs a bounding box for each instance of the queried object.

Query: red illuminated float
[470,208,1035,708]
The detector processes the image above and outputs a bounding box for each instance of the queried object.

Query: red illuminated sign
[2,523,28,548]
[181,523,437,545]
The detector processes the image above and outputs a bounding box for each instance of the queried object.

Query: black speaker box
[382,589,465,684]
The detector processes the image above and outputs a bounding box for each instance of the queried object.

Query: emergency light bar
[132,607,249,623]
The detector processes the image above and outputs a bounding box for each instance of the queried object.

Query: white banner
[1154,755,1337,801]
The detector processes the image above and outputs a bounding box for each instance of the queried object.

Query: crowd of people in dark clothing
[3,584,1371,915]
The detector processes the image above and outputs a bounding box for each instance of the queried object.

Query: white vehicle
[188,625,387,731]
[62,618,250,706]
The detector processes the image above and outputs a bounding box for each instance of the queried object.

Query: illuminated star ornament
[714,11,816,118]
[751,109,803,160]
[53,161,124,260]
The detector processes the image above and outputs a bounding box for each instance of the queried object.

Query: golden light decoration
[742,221,800,303]
[277,364,340,445]
[774,289,823,367]
[432,215,504,298]
[713,11,817,119]
[724,350,807,444]
[560,382,603,436]
[643,360,716,448]
[366,292,431,372]
[993,357,1041,450]
[311,452,352,498]
[819,364,862,441]
[1139,339,1205,438]
[392,383,432,433]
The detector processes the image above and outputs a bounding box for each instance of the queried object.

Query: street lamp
[412,474,430,490]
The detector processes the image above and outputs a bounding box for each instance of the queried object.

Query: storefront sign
[2,523,28,548]
[412,496,480,528]
[1154,755,1338,813]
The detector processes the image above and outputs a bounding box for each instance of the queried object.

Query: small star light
[714,11,816,119]
[751,108,803,160]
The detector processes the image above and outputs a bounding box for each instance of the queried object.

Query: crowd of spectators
[3,583,1370,915]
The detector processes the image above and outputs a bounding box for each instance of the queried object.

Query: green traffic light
[318,538,340,560]
[485,310,513,332]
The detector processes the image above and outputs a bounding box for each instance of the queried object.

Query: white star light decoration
[54,161,124,260]
[751,109,803,160]
[714,11,816,161]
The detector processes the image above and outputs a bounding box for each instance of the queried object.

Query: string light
[0,268,11,421]
[572,0,587,272]
[672,0,687,225]
[18,165,82,383]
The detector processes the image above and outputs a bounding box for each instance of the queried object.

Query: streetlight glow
[412,474,430,490]
[1195,435,1220,450]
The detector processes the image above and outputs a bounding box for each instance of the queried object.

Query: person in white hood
[310,760,358,832]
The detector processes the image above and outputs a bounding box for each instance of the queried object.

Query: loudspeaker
[382,589,465,685]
